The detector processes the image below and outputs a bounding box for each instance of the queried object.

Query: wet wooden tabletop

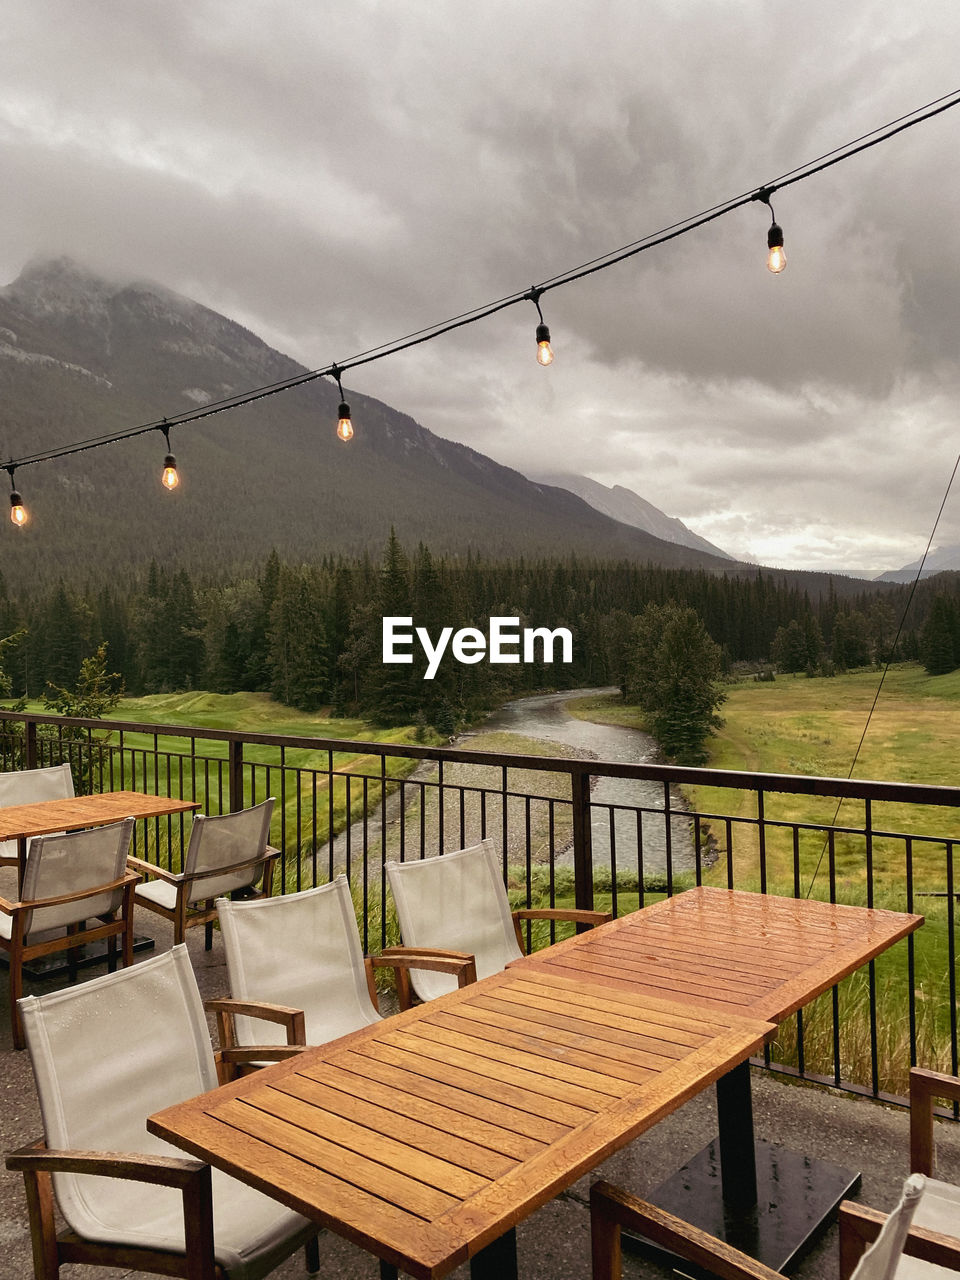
[149,966,772,1279]
[511,886,923,1023]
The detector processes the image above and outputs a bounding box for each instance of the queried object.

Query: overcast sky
[1,1,959,572]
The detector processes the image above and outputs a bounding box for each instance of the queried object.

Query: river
[475,688,696,877]
[318,687,696,882]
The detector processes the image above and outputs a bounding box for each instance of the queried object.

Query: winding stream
[319,688,696,881]
[476,688,696,877]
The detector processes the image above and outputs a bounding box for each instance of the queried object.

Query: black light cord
[4,87,960,476]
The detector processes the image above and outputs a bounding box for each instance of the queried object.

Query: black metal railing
[1,707,957,1111]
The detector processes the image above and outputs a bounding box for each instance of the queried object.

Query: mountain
[0,258,740,588]
[532,472,733,560]
[875,545,960,583]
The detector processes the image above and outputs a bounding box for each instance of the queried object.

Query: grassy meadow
[570,664,960,1086]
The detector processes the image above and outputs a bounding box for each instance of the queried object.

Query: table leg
[631,1062,861,1271]
[716,1060,757,1210]
[17,835,26,896]
[470,1227,518,1280]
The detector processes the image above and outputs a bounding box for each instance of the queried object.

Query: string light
[755,188,786,274]
[160,423,180,490]
[330,365,354,442]
[2,87,959,524]
[527,288,554,365]
[6,467,26,528]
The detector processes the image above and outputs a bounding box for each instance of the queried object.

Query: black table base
[633,1136,861,1274]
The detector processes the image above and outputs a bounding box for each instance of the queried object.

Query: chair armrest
[6,1139,207,1188]
[126,855,184,885]
[0,871,140,916]
[205,997,306,1050]
[589,1181,782,1280]
[838,1201,960,1280]
[8,1138,217,1277]
[910,1066,960,1174]
[512,907,612,952]
[217,1044,307,1083]
[179,849,279,886]
[373,947,477,1010]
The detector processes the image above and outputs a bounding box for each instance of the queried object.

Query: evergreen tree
[627,602,726,764]
[920,594,959,675]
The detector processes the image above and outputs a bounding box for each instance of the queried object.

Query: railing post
[571,768,594,912]
[228,739,244,813]
[24,719,38,769]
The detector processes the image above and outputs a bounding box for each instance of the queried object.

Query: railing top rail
[2,707,959,808]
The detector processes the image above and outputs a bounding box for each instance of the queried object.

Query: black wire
[804,447,960,898]
[4,87,960,474]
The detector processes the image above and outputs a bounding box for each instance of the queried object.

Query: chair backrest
[0,762,75,861]
[184,797,275,903]
[19,945,218,1235]
[385,839,522,1002]
[217,875,381,1046]
[851,1173,926,1280]
[20,817,135,936]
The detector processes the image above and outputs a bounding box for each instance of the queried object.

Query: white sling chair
[384,838,611,1006]
[129,798,280,950]
[590,1172,958,1280]
[6,945,320,1280]
[0,762,75,872]
[216,874,476,1056]
[0,818,138,1049]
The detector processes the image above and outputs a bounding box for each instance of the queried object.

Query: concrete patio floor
[1,910,957,1280]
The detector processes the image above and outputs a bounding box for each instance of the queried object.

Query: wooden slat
[253,1085,491,1198]
[400,1019,634,1100]
[327,1048,564,1147]
[272,1070,518,1178]
[374,1030,604,1118]
[469,995,685,1067]
[213,1097,461,1218]
[432,1006,658,1083]
[157,1105,465,1278]
[516,887,923,1022]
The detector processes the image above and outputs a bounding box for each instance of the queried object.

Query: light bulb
[9,490,26,527]
[766,223,786,274]
[337,401,354,442]
[161,454,180,490]
[535,322,554,366]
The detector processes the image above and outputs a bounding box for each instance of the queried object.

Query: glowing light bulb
[337,401,354,442]
[766,223,786,274]
[9,490,26,527]
[161,454,180,490]
[535,322,554,366]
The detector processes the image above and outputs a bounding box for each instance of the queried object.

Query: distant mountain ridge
[875,545,960,583]
[0,258,740,587]
[532,472,732,560]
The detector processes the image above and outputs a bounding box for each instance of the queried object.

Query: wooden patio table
[149,966,773,1279]
[510,885,924,1269]
[0,790,199,894]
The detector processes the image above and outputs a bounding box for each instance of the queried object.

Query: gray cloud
[1,0,959,571]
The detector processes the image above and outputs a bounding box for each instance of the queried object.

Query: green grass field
[569,664,960,1087]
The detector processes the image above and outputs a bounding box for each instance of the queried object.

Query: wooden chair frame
[380,907,608,1010]
[369,947,478,1011]
[0,871,139,1050]
[6,1005,321,1279]
[910,1066,960,1180]
[588,1180,959,1280]
[128,846,280,950]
